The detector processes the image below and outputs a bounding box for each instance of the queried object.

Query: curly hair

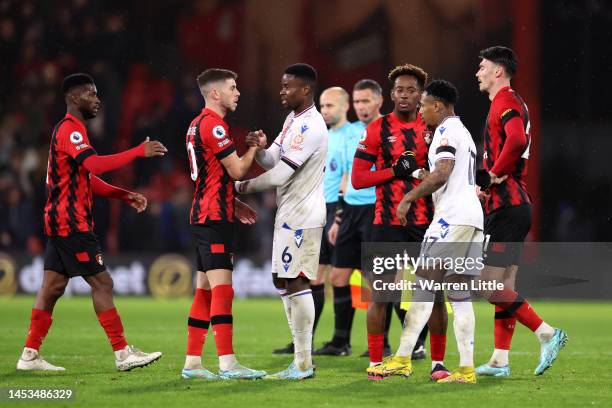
[388,64,427,90]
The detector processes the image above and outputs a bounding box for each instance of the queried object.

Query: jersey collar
[202,107,226,123]
[293,103,315,118]
[492,86,513,102]
[65,113,86,130]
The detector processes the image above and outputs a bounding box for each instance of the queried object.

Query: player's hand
[328,222,339,245]
[396,199,412,226]
[125,192,147,213]
[476,185,489,205]
[475,169,491,189]
[392,151,418,179]
[235,198,257,224]
[245,130,267,150]
[142,137,168,157]
[489,171,508,185]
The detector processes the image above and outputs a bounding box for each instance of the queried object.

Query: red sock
[186,288,212,356]
[494,305,517,350]
[429,333,446,361]
[368,333,384,364]
[210,285,234,356]
[489,288,543,332]
[24,309,53,351]
[97,308,128,351]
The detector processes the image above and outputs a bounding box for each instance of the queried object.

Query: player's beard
[81,106,97,120]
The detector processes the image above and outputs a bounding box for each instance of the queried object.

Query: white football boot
[115,345,162,371]
[17,347,65,371]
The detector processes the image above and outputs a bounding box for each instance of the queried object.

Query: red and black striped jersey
[483,86,531,214]
[186,108,236,224]
[355,112,433,226]
[44,114,97,237]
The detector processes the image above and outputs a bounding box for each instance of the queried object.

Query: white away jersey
[428,116,483,230]
[273,104,328,229]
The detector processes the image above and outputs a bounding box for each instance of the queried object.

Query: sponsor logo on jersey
[70,131,84,144]
[75,143,89,151]
[213,125,227,139]
[439,126,446,134]
[217,139,230,148]
[437,218,450,239]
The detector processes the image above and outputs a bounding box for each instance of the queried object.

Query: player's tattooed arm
[396,159,454,226]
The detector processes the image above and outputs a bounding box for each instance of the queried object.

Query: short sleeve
[56,121,96,164]
[280,119,326,170]
[201,119,235,160]
[433,126,459,162]
[354,120,381,163]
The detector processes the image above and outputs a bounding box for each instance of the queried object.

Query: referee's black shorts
[332,203,374,269]
[44,232,106,278]
[319,202,336,265]
[484,203,532,268]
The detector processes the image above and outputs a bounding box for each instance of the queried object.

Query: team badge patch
[70,131,84,144]
[212,125,226,139]
[360,130,367,142]
[440,137,449,146]
[96,254,104,265]
[289,133,304,151]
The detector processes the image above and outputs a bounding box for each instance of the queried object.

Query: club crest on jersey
[212,125,226,139]
[96,254,104,265]
[290,133,304,151]
[294,229,304,248]
[329,158,338,171]
[424,130,433,145]
[360,130,367,142]
[70,131,83,144]
[440,138,449,146]
[387,136,397,143]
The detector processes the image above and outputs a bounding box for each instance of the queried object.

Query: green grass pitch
[1,296,611,407]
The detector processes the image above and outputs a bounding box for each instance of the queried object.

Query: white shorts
[419,224,484,277]
[271,226,323,280]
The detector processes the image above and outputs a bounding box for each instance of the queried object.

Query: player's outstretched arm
[91,176,147,213]
[396,159,454,226]
[220,144,258,180]
[82,137,167,175]
[234,160,294,194]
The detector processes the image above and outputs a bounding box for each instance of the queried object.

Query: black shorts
[484,204,532,267]
[44,232,106,278]
[332,204,374,269]
[319,202,336,265]
[370,224,428,243]
[190,222,234,272]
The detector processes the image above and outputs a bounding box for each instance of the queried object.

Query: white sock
[289,289,314,371]
[535,322,555,343]
[369,361,381,367]
[490,349,509,367]
[396,301,434,357]
[432,360,444,370]
[450,300,475,367]
[114,346,127,360]
[184,355,202,369]
[21,347,38,360]
[219,354,238,371]
[278,289,293,336]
